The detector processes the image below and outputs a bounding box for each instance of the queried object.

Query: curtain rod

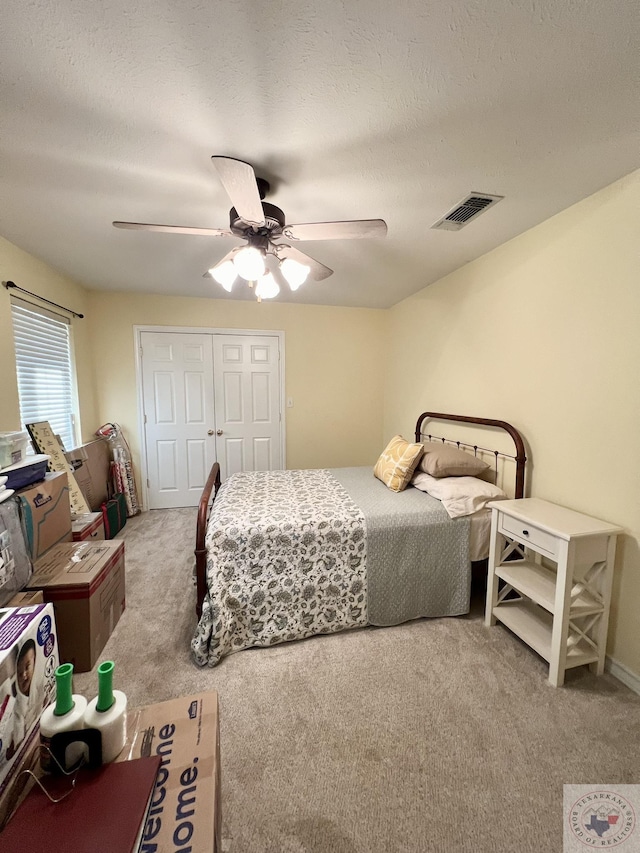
[2,281,84,318]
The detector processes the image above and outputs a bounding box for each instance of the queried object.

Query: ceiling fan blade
[211,157,265,227]
[113,221,234,237]
[276,244,333,281]
[281,219,387,242]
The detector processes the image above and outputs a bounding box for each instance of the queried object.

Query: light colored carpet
[74,509,640,853]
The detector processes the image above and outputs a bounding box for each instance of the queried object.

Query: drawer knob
[522,529,529,536]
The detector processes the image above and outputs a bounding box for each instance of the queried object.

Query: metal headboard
[414,411,527,499]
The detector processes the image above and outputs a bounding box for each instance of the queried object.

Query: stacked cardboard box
[71,512,105,542]
[63,439,111,512]
[7,591,43,607]
[26,541,125,673]
[15,471,72,561]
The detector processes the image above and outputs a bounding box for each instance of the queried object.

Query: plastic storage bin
[0,431,29,468]
[1,454,50,490]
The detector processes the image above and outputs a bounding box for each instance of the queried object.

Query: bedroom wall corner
[383,167,640,681]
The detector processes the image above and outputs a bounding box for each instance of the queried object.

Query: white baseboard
[606,656,640,695]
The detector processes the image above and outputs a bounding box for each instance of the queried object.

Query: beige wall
[0,237,385,475]
[86,292,386,480]
[0,237,97,438]
[384,168,640,676]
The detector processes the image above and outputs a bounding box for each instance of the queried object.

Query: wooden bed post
[194,462,221,617]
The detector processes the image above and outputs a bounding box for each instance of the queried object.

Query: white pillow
[412,472,508,519]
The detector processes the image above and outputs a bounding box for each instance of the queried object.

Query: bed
[192,412,527,666]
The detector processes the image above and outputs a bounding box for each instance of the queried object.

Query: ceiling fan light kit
[280,257,310,290]
[233,245,266,280]
[254,273,280,300]
[114,156,387,301]
[209,259,237,292]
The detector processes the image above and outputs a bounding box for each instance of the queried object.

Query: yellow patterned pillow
[374,435,424,492]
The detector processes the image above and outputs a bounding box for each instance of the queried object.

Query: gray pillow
[418,443,490,478]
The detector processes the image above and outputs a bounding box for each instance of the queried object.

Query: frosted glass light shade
[280,257,310,290]
[234,246,266,280]
[255,273,280,299]
[210,260,237,292]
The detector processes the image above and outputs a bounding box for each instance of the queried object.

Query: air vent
[431,192,504,231]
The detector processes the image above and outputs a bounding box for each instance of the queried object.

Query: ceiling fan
[113,156,387,299]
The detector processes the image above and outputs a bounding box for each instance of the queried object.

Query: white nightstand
[484,498,621,687]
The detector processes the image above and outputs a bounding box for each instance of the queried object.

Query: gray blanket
[331,468,471,625]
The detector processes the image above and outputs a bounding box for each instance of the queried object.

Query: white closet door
[213,334,282,480]
[141,332,216,509]
[140,330,283,507]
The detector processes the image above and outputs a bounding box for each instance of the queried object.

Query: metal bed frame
[194,411,527,617]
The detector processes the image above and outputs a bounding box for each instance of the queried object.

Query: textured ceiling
[0,1,638,309]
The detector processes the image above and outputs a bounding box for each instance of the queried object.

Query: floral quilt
[191,469,368,666]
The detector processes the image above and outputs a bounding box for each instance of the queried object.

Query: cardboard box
[0,603,58,824]
[64,439,111,512]
[115,692,221,853]
[71,512,105,542]
[7,590,43,607]
[16,471,72,561]
[26,541,125,673]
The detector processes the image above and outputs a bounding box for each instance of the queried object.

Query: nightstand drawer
[499,513,559,557]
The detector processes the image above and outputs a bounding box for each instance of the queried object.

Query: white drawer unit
[484,498,621,687]
[498,513,559,558]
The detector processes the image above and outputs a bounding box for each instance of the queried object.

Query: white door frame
[134,325,286,511]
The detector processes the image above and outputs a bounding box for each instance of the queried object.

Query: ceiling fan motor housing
[229,202,286,237]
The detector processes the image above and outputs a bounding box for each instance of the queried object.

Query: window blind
[10,298,77,452]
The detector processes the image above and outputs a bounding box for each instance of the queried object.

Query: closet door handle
[216,429,224,436]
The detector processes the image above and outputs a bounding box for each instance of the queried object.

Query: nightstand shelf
[490,599,599,669]
[485,498,621,686]
[495,561,604,617]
